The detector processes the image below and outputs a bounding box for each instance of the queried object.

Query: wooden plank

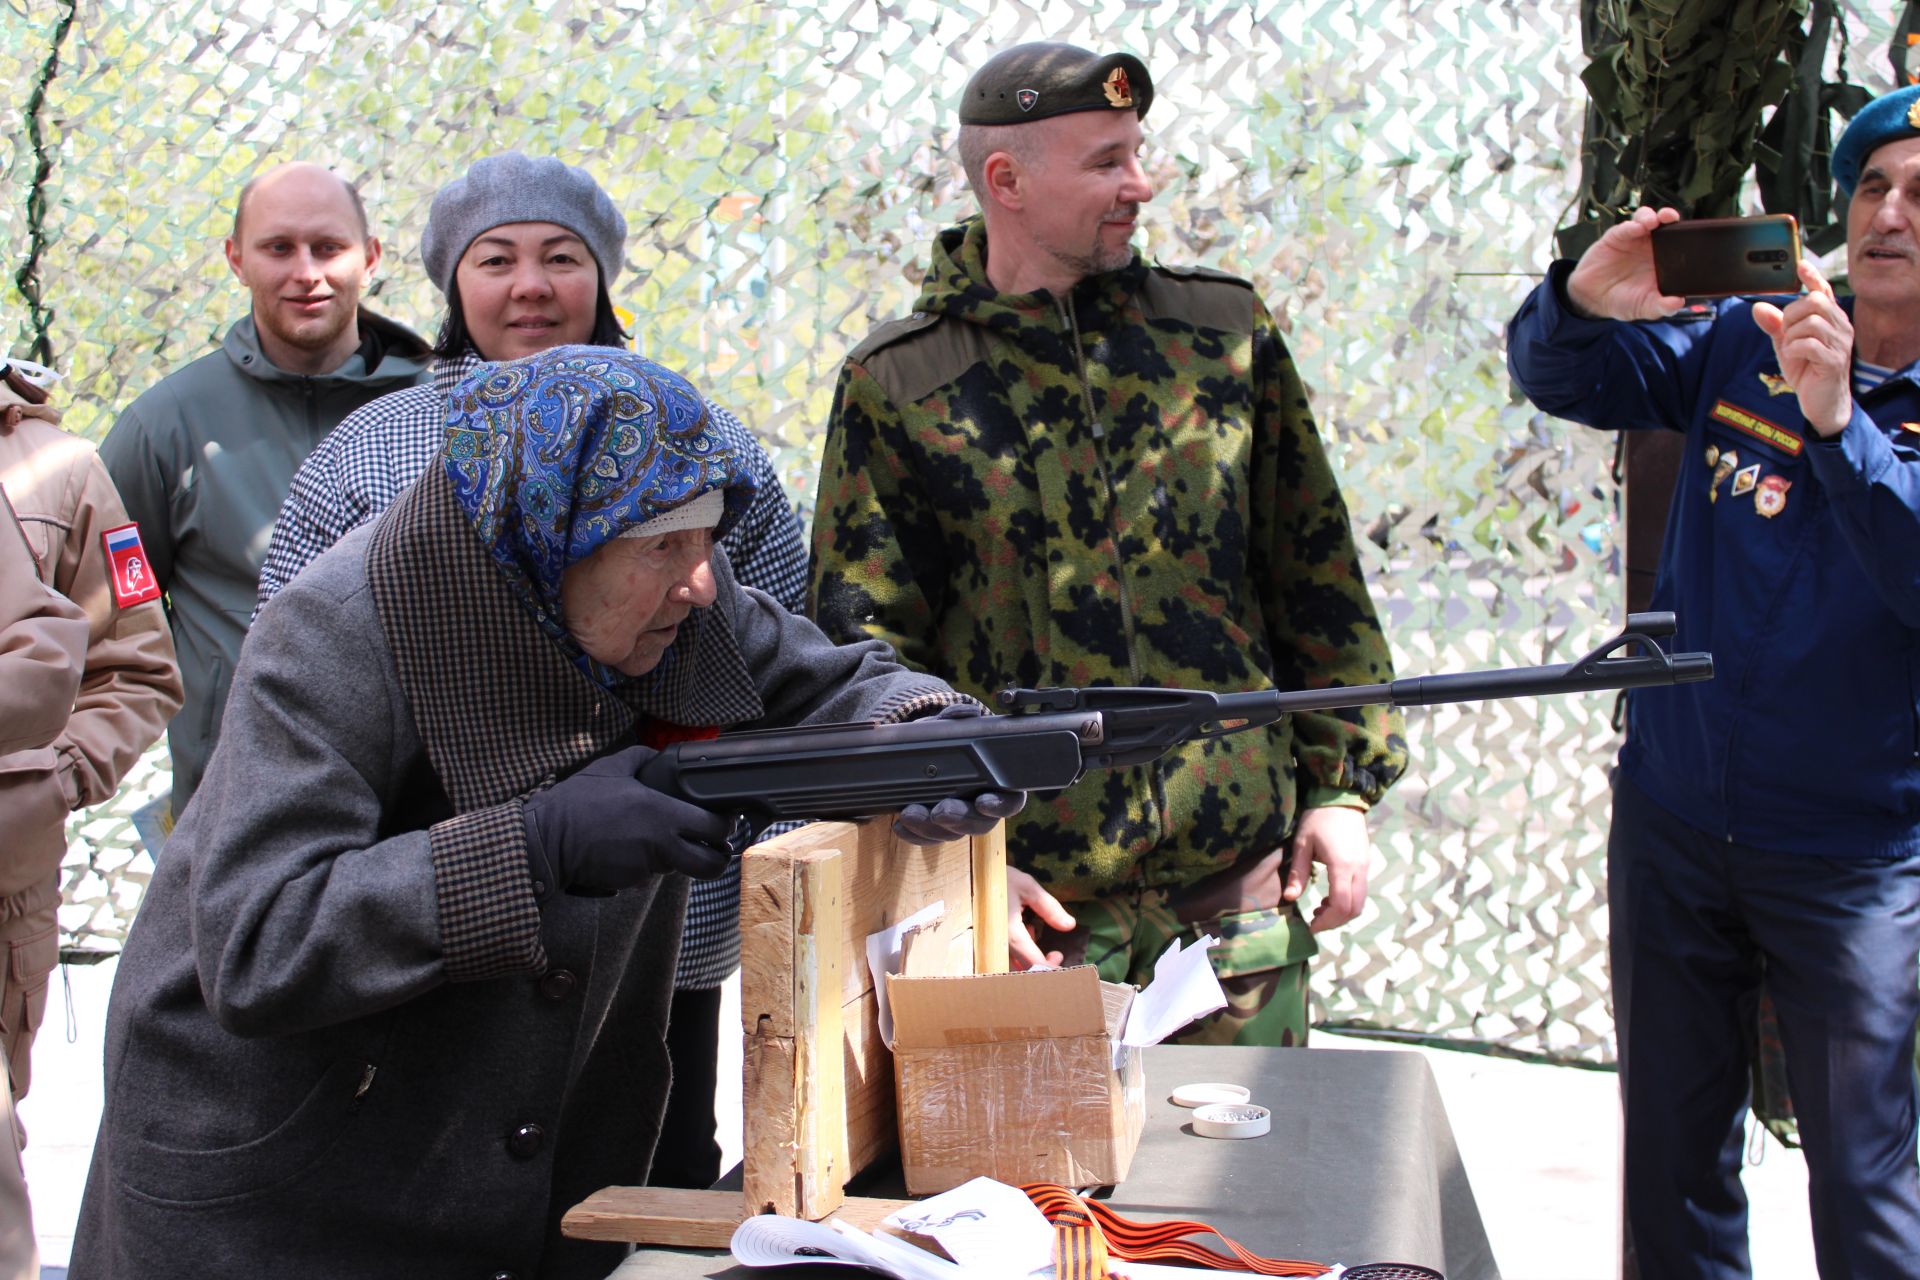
[562,1188,746,1248]
[841,983,897,1175]
[833,825,980,1006]
[793,851,847,1218]
[560,1187,916,1247]
[740,1027,798,1216]
[970,824,1008,975]
[740,834,801,1039]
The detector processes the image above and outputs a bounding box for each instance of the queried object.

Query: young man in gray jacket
[100,162,429,818]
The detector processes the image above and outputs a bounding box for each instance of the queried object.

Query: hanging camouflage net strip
[0,0,1898,1059]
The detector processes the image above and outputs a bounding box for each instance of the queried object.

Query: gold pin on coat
[1732,463,1760,497]
[1758,372,1794,397]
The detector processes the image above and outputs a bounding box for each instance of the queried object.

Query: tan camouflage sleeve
[1249,299,1408,805]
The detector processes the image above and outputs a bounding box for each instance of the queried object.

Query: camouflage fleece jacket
[811,216,1408,902]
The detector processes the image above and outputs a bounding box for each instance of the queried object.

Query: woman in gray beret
[71,346,1017,1279]
[257,151,816,1192]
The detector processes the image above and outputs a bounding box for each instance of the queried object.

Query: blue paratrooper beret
[1833,84,1920,195]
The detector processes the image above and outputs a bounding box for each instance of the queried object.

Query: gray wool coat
[70,469,960,1280]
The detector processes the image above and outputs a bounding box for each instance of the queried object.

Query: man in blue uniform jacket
[1508,87,1920,1280]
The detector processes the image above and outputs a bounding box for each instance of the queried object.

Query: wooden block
[833,827,980,1006]
[562,1188,746,1248]
[743,843,848,1218]
[560,1187,918,1247]
[568,816,1006,1241]
[841,983,896,1175]
[793,851,847,1216]
[970,824,1008,975]
[741,1029,797,1216]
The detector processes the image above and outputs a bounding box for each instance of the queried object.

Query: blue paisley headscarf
[442,345,756,686]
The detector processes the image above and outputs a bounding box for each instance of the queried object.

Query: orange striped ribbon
[1051,1202,1115,1280]
[1023,1183,1332,1277]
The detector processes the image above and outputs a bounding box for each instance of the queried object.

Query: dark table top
[606,1044,1501,1280]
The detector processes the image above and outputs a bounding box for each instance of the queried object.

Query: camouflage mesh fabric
[15,0,1903,1063]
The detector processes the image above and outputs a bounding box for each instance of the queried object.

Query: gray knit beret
[419,153,627,295]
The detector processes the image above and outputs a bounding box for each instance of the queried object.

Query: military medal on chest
[1731,463,1760,497]
[1709,449,1739,501]
[1754,473,1791,518]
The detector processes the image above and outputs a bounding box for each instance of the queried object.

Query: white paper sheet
[729,1202,1251,1279]
[882,1176,1054,1275]
[1119,933,1228,1048]
[729,1214,964,1278]
[864,899,946,1046]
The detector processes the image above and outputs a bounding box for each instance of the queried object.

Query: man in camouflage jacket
[810,42,1407,1044]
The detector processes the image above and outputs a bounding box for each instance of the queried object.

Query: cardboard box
[886,965,1146,1195]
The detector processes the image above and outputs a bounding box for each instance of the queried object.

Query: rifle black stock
[637,612,1711,823]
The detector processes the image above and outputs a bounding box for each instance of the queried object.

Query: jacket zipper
[1060,293,1165,849]
[1058,293,1143,687]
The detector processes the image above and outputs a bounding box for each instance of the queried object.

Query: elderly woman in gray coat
[70,347,1020,1280]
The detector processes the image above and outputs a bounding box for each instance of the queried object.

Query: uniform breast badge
[1706,444,1721,469]
[1755,473,1792,518]
[1710,449,1739,501]
[1757,372,1795,397]
[1731,463,1760,497]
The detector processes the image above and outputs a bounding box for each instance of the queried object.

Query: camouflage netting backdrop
[1,0,1899,1062]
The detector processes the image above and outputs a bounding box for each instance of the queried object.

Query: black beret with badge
[959,42,1154,125]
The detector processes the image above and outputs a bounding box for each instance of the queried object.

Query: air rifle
[638,612,1711,823]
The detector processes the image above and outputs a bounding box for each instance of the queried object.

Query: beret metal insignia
[1017,88,1038,111]
[1104,66,1134,108]
[1908,98,1920,129]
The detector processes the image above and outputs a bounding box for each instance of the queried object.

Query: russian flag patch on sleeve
[102,522,162,607]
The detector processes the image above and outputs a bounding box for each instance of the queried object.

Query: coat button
[538,969,577,1002]
[506,1123,545,1160]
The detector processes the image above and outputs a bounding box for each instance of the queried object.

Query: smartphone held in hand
[1651,214,1802,299]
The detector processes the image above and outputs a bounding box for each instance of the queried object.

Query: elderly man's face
[1012,111,1154,284]
[1847,136,1920,314]
[561,527,717,677]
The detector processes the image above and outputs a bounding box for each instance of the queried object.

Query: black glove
[523,744,735,899]
[890,702,1030,846]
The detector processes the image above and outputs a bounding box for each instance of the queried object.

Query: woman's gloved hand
[523,744,735,898]
[891,701,1029,846]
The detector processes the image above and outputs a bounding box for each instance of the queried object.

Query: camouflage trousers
[1033,847,1318,1047]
